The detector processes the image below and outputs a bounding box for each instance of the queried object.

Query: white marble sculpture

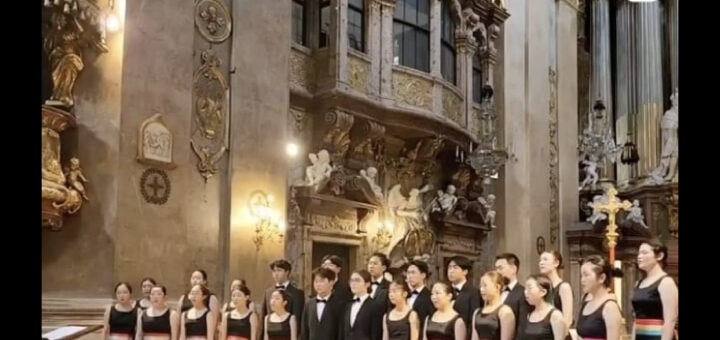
[386,184,433,258]
[579,156,599,190]
[359,166,382,198]
[586,194,608,224]
[431,185,457,214]
[627,200,649,229]
[479,194,497,229]
[305,149,333,191]
[647,89,679,185]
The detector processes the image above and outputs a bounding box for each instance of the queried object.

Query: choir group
[103,239,677,340]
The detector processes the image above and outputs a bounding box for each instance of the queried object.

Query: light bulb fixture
[105,13,120,32]
[285,142,299,157]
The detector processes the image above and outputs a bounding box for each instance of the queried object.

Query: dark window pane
[417,0,429,29]
[441,45,455,84]
[348,8,363,51]
[395,0,405,19]
[292,1,305,45]
[349,0,363,9]
[473,68,483,102]
[416,30,429,72]
[319,4,330,47]
[405,0,417,25]
[403,24,415,68]
[393,22,402,65]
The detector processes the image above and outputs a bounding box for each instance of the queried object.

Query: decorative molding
[290,49,315,91]
[289,107,308,138]
[137,114,176,169]
[392,71,433,111]
[310,215,357,232]
[194,0,232,43]
[321,111,355,167]
[549,68,560,244]
[442,87,463,126]
[348,55,370,94]
[139,168,171,205]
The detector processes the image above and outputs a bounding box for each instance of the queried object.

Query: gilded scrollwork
[348,56,369,94]
[442,88,462,125]
[321,111,355,166]
[392,72,432,111]
[194,49,229,141]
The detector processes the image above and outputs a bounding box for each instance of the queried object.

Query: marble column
[456,33,478,129]
[379,0,396,101]
[634,1,664,178]
[589,0,615,181]
[368,0,382,96]
[614,0,636,184]
[667,0,678,91]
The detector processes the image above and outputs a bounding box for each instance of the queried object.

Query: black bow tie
[316,298,327,304]
[275,285,285,289]
[353,297,361,303]
[371,281,380,286]
[411,291,420,296]
[504,287,511,292]
[454,288,461,294]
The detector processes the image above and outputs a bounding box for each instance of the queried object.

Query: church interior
[41,0,678,339]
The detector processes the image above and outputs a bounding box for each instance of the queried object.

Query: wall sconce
[371,220,393,252]
[248,190,283,251]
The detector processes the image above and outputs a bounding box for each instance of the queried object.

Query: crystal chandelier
[579,100,620,163]
[467,84,509,181]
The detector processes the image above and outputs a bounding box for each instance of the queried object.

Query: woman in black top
[538,251,573,334]
[424,282,466,340]
[631,240,678,340]
[518,274,564,340]
[181,284,217,340]
[576,256,622,340]
[103,282,137,340]
[137,277,156,311]
[136,285,180,340]
[222,279,257,314]
[220,284,258,340]
[383,277,419,340]
[264,289,297,340]
[179,270,220,318]
[471,271,515,340]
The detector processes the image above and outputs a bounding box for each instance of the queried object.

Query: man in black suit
[367,252,391,312]
[342,269,382,340]
[300,267,345,340]
[447,255,481,334]
[495,253,529,338]
[322,254,353,303]
[261,259,306,323]
[405,260,435,334]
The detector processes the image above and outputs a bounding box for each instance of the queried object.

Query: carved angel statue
[478,194,497,229]
[579,156,599,190]
[191,140,227,180]
[586,195,608,225]
[359,166,382,198]
[64,157,89,201]
[387,184,435,260]
[647,89,679,185]
[305,149,333,191]
[626,200,649,229]
[430,185,457,214]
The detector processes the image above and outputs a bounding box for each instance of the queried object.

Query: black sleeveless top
[520,308,555,340]
[108,305,137,337]
[552,281,570,312]
[632,275,675,340]
[474,305,504,340]
[386,309,413,340]
[266,314,292,340]
[184,309,209,337]
[576,299,617,339]
[137,298,151,311]
[181,292,215,313]
[425,314,460,340]
[226,311,253,338]
[141,308,172,336]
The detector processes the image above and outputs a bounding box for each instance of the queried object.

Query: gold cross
[592,186,632,262]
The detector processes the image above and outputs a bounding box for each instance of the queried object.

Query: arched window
[473,54,483,102]
[393,0,430,72]
[440,0,456,84]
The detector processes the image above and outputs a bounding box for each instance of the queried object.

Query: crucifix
[592,185,632,290]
